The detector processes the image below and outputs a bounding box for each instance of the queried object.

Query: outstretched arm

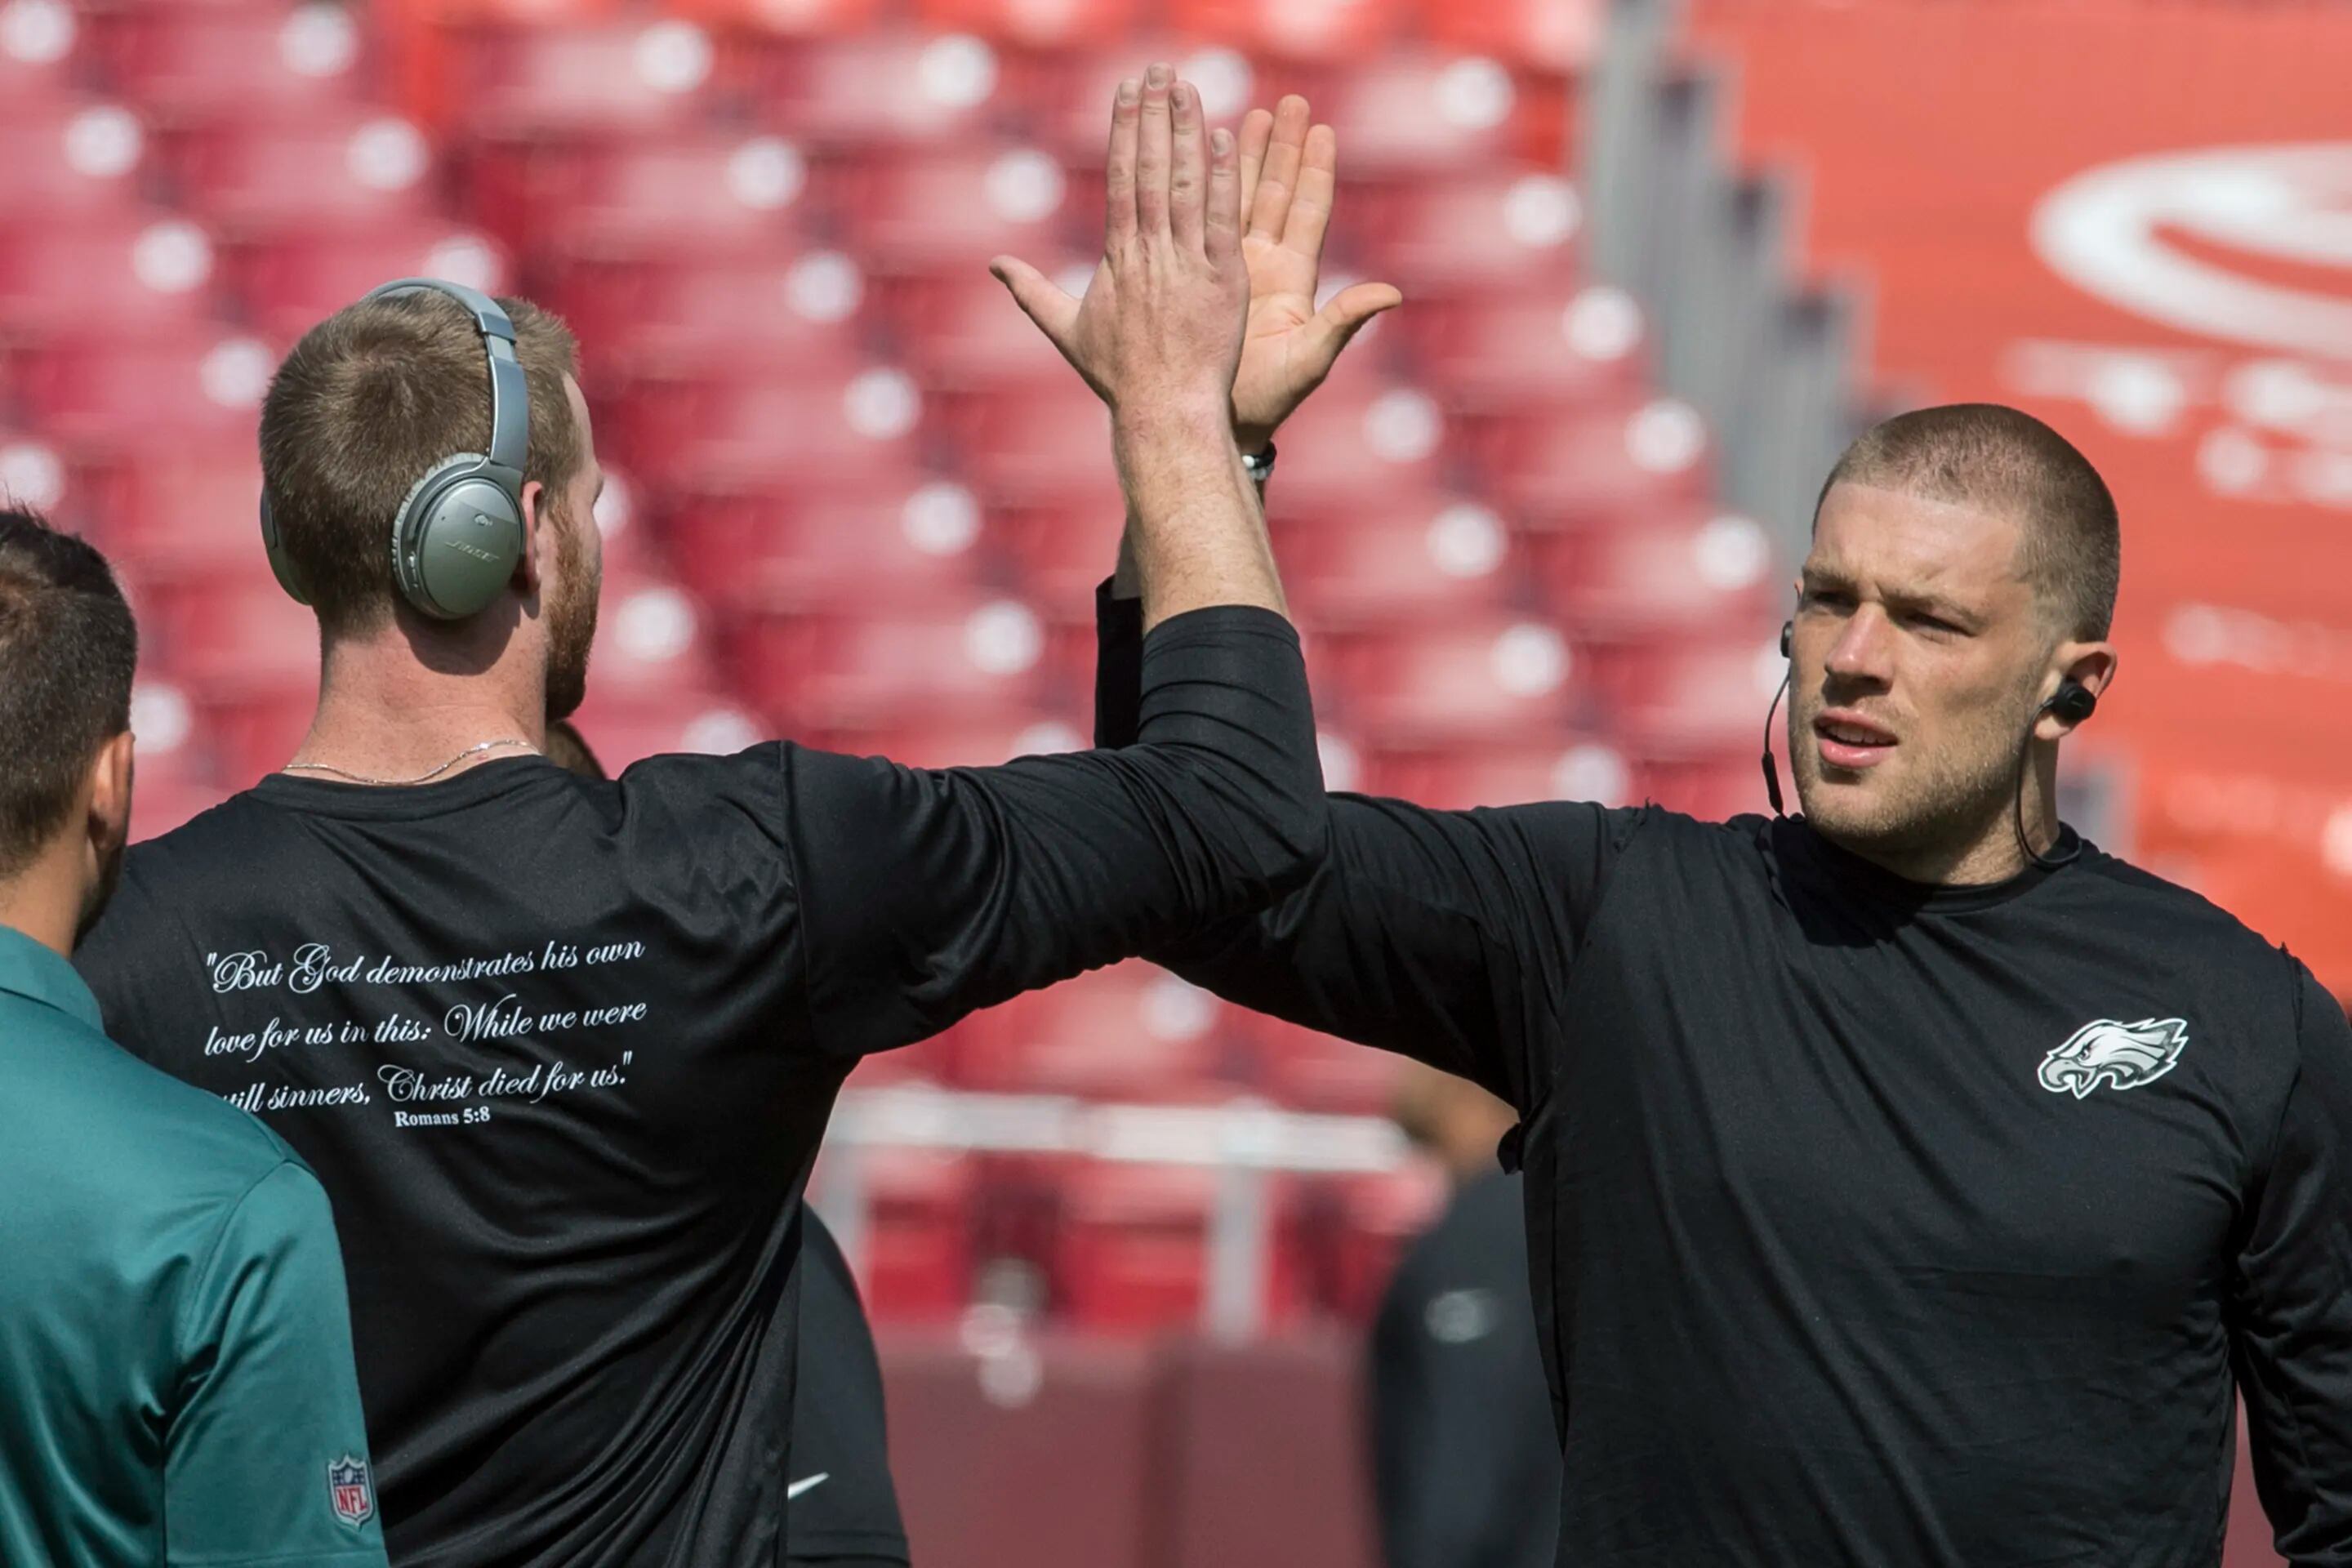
[795,66,1328,1059]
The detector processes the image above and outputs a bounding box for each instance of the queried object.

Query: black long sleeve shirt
[74,604,1322,1568]
[1100,586,2352,1568]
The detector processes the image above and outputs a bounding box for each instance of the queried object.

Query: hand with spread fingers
[992,65,1281,626]
[991,65,1249,431]
[1229,95,1402,453]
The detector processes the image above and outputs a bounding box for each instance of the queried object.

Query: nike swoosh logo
[787,1472,831,1500]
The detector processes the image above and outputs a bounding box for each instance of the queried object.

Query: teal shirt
[0,926,387,1567]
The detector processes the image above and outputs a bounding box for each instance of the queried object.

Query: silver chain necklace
[283,737,539,786]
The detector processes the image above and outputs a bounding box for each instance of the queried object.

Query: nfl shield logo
[327,1454,375,1530]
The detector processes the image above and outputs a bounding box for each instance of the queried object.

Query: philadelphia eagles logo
[2038,1018,2190,1098]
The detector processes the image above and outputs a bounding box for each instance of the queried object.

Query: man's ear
[514,479,547,597]
[2038,640,2118,740]
[87,730,133,854]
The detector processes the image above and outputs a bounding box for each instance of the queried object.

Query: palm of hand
[1232,233,1326,439]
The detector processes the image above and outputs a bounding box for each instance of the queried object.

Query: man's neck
[0,851,83,957]
[1817,783,2060,889]
[293,632,548,783]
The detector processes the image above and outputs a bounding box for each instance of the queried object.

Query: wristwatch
[1241,442,1277,484]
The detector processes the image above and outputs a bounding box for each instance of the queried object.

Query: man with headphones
[1083,394,2352,1557]
[76,66,1325,1566]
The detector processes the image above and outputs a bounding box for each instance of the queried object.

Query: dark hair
[542,719,606,782]
[258,289,582,639]
[0,510,137,878]
[1817,403,2121,640]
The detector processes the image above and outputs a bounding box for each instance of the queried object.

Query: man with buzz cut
[0,508,385,1568]
[1020,99,2352,1562]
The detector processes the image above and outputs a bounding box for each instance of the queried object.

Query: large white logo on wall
[2031,143,2352,360]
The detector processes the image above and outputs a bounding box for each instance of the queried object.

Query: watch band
[1241,441,1277,483]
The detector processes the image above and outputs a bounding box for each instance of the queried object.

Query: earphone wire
[2012,713,2081,872]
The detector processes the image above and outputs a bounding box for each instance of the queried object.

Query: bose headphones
[260,277,532,621]
[1762,617,2097,866]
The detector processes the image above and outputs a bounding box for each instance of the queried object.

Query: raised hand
[991,65,1247,430]
[1230,96,1401,452]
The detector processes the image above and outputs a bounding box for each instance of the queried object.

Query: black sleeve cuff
[1094,576,1148,748]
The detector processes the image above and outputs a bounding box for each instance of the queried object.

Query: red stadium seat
[727,595,1062,729]
[855,1147,977,1324]
[72,445,265,580]
[1165,0,1403,62]
[843,146,1080,274]
[546,250,863,382]
[143,572,318,694]
[1420,0,1601,74]
[202,684,320,790]
[1638,753,1769,824]
[0,100,149,220]
[564,691,765,769]
[1325,616,1586,742]
[0,433,73,525]
[480,133,814,263]
[220,222,510,341]
[1365,167,1583,296]
[754,32,1006,148]
[0,214,224,339]
[1363,737,1636,811]
[664,0,883,38]
[601,363,925,494]
[0,0,82,113]
[881,263,1090,392]
[443,18,718,140]
[586,579,722,701]
[1530,509,1777,635]
[1472,394,1713,525]
[162,111,438,235]
[1398,285,1646,411]
[994,485,1138,615]
[1269,493,1521,629]
[1052,1160,1302,1332]
[88,2,376,127]
[915,0,1142,51]
[1584,632,1785,758]
[1249,368,1447,510]
[940,373,1115,507]
[1305,54,1565,174]
[660,478,991,615]
[956,963,1246,1098]
[10,328,274,446]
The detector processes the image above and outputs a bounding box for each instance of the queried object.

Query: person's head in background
[259,289,605,725]
[1788,403,2119,885]
[542,720,605,782]
[1391,1061,1518,1185]
[0,510,137,955]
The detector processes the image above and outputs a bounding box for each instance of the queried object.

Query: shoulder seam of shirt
[172,1157,314,1375]
[765,742,824,1051]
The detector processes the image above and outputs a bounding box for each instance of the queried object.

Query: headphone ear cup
[1780,621,1793,659]
[258,491,310,606]
[393,456,525,620]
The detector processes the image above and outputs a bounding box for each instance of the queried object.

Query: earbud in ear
[2042,680,2096,725]
[1779,621,1793,660]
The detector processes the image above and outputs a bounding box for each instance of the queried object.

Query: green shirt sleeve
[164,1160,388,1567]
